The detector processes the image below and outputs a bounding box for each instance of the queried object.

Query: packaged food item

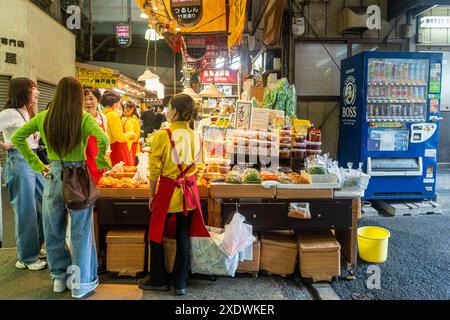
[280,143,292,149]
[306,141,322,150]
[248,139,260,146]
[279,149,291,158]
[285,84,297,117]
[205,158,232,166]
[288,172,312,184]
[257,131,269,141]
[277,172,291,184]
[244,131,258,140]
[242,168,262,183]
[309,128,322,142]
[280,136,293,144]
[291,149,307,159]
[288,203,311,219]
[293,142,307,149]
[294,134,307,143]
[293,119,311,135]
[258,140,272,148]
[263,85,277,109]
[260,169,280,181]
[280,129,293,137]
[225,171,243,184]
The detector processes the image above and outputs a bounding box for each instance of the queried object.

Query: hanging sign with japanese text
[116,23,132,47]
[77,68,118,89]
[200,69,238,84]
[170,0,203,27]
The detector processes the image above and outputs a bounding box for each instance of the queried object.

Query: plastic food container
[280,130,293,137]
[248,139,260,146]
[258,140,272,148]
[279,149,291,158]
[291,149,307,159]
[257,131,269,140]
[244,131,258,140]
[293,142,307,149]
[306,141,323,150]
[280,143,292,149]
[307,149,322,156]
[280,136,293,144]
[294,135,307,143]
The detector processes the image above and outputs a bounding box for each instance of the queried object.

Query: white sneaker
[71,280,99,299]
[53,279,67,293]
[15,259,47,271]
[39,248,47,259]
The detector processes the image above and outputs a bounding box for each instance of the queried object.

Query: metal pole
[89,0,94,61]
[174,51,177,95]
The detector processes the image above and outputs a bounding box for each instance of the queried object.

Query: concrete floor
[0,248,312,300]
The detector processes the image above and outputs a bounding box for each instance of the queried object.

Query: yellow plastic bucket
[357,226,390,263]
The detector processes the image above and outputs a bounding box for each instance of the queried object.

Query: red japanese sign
[170,0,202,27]
[200,69,238,84]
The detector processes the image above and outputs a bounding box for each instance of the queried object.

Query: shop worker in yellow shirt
[122,101,141,166]
[101,91,135,166]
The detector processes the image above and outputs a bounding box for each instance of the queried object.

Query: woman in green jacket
[11,77,110,299]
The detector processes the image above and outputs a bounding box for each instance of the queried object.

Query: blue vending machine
[338,51,443,200]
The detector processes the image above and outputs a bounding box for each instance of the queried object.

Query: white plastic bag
[222,213,256,258]
[132,153,149,185]
[190,228,239,277]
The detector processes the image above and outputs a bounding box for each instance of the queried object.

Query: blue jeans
[42,161,98,297]
[4,148,44,264]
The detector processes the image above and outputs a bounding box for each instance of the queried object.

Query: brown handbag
[60,162,100,211]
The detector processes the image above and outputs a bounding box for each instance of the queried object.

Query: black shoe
[138,277,170,292]
[174,288,187,296]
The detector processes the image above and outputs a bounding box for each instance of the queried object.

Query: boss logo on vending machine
[343,75,357,118]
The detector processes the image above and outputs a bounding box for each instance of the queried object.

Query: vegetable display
[242,168,262,183]
[225,171,243,184]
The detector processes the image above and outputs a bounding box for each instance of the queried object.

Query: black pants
[150,211,193,289]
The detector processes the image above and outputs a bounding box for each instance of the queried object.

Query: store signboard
[170,0,203,27]
[116,23,132,48]
[0,36,25,66]
[228,0,247,48]
[77,68,118,89]
[235,101,252,130]
[200,69,238,84]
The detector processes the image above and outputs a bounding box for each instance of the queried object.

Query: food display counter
[95,184,359,270]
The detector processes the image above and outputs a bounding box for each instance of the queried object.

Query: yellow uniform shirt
[122,115,141,153]
[103,107,133,144]
[150,121,204,213]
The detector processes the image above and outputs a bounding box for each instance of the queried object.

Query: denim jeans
[150,211,193,289]
[4,148,44,264]
[42,161,98,297]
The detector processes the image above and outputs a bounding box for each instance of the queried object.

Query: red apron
[123,118,139,166]
[86,115,106,184]
[149,128,209,244]
[110,121,133,166]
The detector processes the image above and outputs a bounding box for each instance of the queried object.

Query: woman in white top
[0,78,47,271]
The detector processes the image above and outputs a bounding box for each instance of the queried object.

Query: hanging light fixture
[145,28,159,41]
[200,84,225,98]
[138,26,161,92]
[140,11,149,19]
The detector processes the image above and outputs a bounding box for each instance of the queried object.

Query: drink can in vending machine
[375,105,380,117]
[414,87,420,99]
[403,63,409,81]
[398,64,404,81]
[408,86,414,99]
[418,86,425,99]
[409,63,415,81]
[369,62,376,80]
[386,63,393,81]
[391,86,398,99]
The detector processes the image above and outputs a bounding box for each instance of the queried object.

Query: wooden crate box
[148,237,177,273]
[260,232,298,277]
[106,229,145,276]
[297,231,341,282]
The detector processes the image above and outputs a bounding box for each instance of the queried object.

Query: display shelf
[210,183,276,198]
[366,117,424,122]
[367,99,427,104]
[368,80,428,86]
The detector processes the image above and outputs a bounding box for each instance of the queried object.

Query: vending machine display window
[366,58,429,123]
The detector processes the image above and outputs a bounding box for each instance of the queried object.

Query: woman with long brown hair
[11,76,110,299]
[0,78,46,271]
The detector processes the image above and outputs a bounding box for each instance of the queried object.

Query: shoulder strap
[15,109,27,123]
[165,128,182,170]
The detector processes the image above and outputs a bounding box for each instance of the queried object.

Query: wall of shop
[292,0,410,157]
[0,0,76,84]
[0,0,76,247]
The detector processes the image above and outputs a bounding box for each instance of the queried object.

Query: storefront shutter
[0,76,11,173]
[37,81,56,112]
